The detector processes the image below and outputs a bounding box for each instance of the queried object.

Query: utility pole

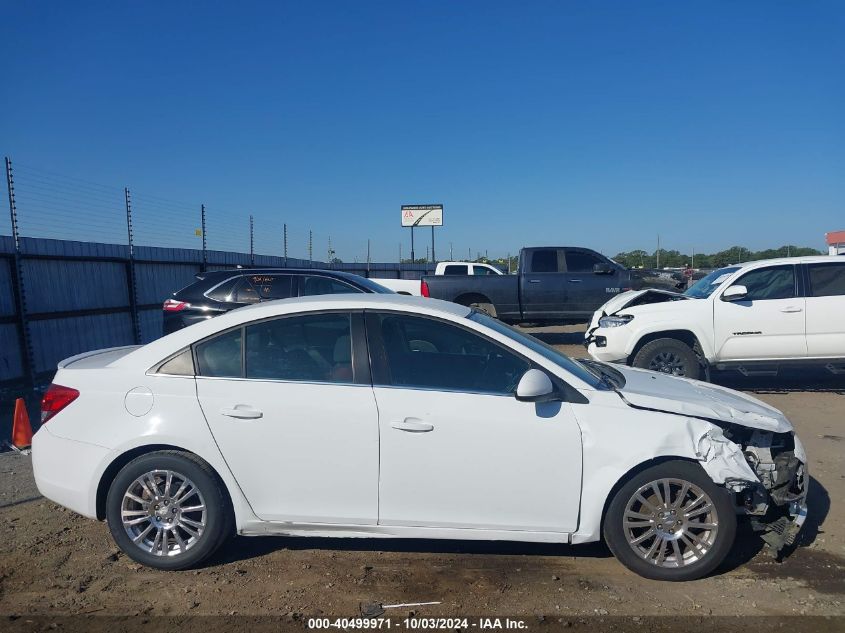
[468,247,471,261]
[449,242,453,259]
[367,239,371,274]
[411,226,415,263]
[426,245,429,262]
[327,236,334,267]
[656,234,661,269]
[507,252,511,274]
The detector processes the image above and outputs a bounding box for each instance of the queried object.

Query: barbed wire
[2,159,499,265]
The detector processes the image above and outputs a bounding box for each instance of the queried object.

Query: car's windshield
[683,266,740,299]
[468,312,606,389]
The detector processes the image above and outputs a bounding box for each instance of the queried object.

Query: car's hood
[610,364,792,433]
[602,288,687,316]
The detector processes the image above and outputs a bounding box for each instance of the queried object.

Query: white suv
[585,256,845,380]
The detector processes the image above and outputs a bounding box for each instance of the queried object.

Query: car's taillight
[163,299,189,312]
[41,384,80,424]
[421,280,430,298]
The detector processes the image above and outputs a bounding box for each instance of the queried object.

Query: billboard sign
[401,204,443,227]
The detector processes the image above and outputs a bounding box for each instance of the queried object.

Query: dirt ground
[1,324,843,627]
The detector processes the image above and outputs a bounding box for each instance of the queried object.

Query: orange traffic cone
[11,398,33,450]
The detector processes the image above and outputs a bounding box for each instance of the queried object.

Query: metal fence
[1,157,442,389]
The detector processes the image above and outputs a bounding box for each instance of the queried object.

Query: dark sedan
[162,268,392,334]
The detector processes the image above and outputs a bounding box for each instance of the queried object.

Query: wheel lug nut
[657,524,663,529]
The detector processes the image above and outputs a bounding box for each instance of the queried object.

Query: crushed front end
[717,423,809,554]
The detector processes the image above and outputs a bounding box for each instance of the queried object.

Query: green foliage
[612,245,823,270]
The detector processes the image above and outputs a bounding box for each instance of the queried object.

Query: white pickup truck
[585,256,845,380]
[373,261,504,295]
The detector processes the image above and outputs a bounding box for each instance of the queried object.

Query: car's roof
[196,268,369,281]
[123,295,471,368]
[728,256,840,270]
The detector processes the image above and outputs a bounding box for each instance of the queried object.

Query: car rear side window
[195,328,243,378]
[245,313,353,383]
[472,266,494,275]
[301,276,359,296]
[530,249,562,273]
[565,251,603,273]
[808,263,845,297]
[734,265,795,301]
[206,277,240,302]
[443,265,468,275]
[156,348,195,376]
[371,313,530,395]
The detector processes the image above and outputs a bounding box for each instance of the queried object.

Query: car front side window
[369,313,530,395]
[301,276,359,296]
[733,265,796,301]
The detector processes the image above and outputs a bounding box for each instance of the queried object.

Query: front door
[194,312,379,524]
[521,248,568,321]
[366,311,582,533]
[713,264,807,361]
[564,250,618,316]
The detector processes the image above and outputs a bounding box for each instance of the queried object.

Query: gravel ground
[1,325,843,628]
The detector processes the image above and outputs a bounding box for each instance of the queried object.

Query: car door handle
[568,279,583,283]
[391,418,434,432]
[780,306,803,313]
[220,405,263,419]
[528,279,541,283]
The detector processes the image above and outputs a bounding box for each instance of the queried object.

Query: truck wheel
[632,338,700,380]
[603,460,736,581]
[469,302,497,318]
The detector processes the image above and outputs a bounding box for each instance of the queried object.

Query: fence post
[309,230,313,268]
[367,239,370,276]
[5,156,36,387]
[249,214,254,267]
[200,204,207,272]
[283,223,288,266]
[124,188,142,345]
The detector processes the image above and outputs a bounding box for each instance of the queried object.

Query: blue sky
[1,1,843,262]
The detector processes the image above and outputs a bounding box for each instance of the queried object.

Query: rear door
[805,261,845,357]
[298,275,363,296]
[520,249,568,320]
[713,264,807,361]
[194,311,379,523]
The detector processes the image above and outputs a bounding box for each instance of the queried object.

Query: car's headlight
[598,315,633,328]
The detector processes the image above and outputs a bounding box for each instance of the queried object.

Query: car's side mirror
[515,369,558,403]
[722,285,748,301]
[593,263,614,275]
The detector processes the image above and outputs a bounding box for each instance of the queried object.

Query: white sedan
[33,295,808,581]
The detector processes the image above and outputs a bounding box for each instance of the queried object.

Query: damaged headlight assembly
[598,314,633,328]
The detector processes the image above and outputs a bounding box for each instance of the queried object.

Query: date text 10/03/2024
[307,617,528,629]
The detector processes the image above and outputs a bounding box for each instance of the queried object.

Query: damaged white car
[33,295,807,581]
[585,256,845,380]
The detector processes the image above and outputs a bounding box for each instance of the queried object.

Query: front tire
[632,338,701,380]
[603,460,736,581]
[106,450,232,570]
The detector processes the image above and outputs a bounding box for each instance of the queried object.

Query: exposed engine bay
[711,421,808,553]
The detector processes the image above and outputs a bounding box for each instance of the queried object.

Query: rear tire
[603,460,736,581]
[632,338,701,380]
[106,450,232,570]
